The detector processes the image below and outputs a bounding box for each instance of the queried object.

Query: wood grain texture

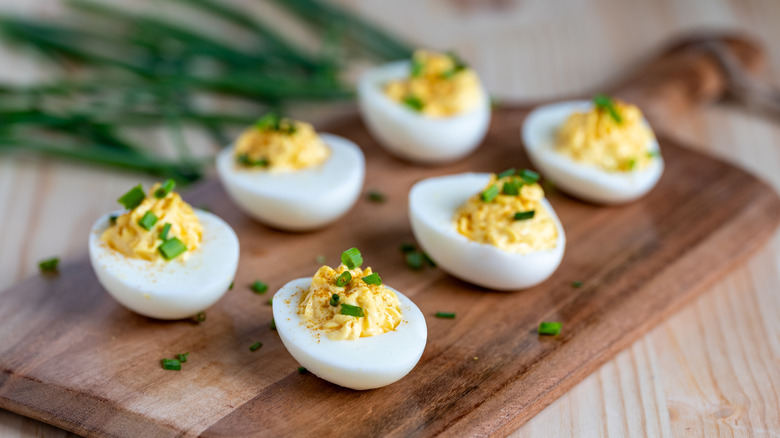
[1,37,779,433]
[3,0,780,437]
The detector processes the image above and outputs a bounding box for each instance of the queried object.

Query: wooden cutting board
[1,35,779,438]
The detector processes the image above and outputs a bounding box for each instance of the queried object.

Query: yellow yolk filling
[555,100,655,172]
[233,117,329,171]
[455,175,558,254]
[101,183,202,261]
[384,49,482,117]
[298,264,402,341]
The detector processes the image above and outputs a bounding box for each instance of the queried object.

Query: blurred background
[1,0,779,436]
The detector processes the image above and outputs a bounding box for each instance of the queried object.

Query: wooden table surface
[1,0,779,437]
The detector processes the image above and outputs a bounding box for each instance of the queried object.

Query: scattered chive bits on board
[161,358,181,371]
[196,312,206,323]
[38,257,59,273]
[400,243,436,270]
[270,319,277,330]
[571,281,584,288]
[538,321,562,336]
[297,366,308,374]
[435,312,456,319]
[177,352,189,363]
[251,281,268,294]
[366,190,386,203]
[249,342,263,352]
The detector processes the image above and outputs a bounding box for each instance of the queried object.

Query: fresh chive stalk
[249,342,263,352]
[251,281,268,294]
[435,312,456,319]
[161,358,181,370]
[538,321,562,336]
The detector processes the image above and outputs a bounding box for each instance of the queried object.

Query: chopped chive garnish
[255,112,280,130]
[154,179,176,199]
[329,294,340,306]
[340,303,365,317]
[481,184,499,202]
[341,248,363,270]
[571,281,583,288]
[411,57,424,77]
[367,190,386,203]
[270,319,276,330]
[229,281,234,290]
[237,154,270,167]
[435,312,456,319]
[158,237,187,260]
[362,273,382,286]
[249,342,263,352]
[117,184,146,210]
[138,211,158,231]
[514,210,535,221]
[626,158,637,170]
[403,95,424,112]
[502,178,524,196]
[315,255,327,264]
[519,169,540,184]
[400,243,416,253]
[335,271,352,287]
[297,366,308,374]
[159,223,172,241]
[38,257,59,273]
[109,214,118,225]
[161,358,181,371]
[497,168,517,179]
[422,252,437,267]
[196,311,206,323]
[406,251,424,270]
[538,321,562,336]
[251,281,268,294]
[177,352,189,363]
[593,94,623,124]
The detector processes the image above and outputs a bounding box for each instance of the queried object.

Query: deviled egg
[89,180,239,319]
[358,49,491,164]
[217,113,365,231]
[409,170,565,290]
[273,248,427,390]
[522,95,664,204]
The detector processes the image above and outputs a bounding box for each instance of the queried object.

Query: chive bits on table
[249,342,263,352]
[161,358,181,371]
[38,257,59,273]
[251,281,268,294]
[538,321,562,336]
[366,190,386,203]
[400,243,436,270]
[177,352,189,363]
[435,312,456,319]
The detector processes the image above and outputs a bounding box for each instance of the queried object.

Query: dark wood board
[1,35,779,437]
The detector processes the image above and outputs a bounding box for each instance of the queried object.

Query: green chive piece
[177,352,189,363]
[481,184,499,202]
[593,94,623,124]
[406,252,424,270]
[335,271,352,287]
[329,294,340,307]
[341,248,363,270]
[501,178,524,196]
[249,342,263,352]
[514,210,535,221]
[497,168,517,179]
[340,303,365,317]
[196,312,206,323]
[400,243,416,253]
[154,179,176,199]
[109,215,118,225]
[411,57,424,77]
[138,211,158,231]
[571,281,583,288]
[267,298,273,306]
[229,281,234,290]
[315,255,327,264]
[251,281,268,294]
[422,252,437,267]
[270,319,276,330]
[158,237,187,260]
[161,358,181,371]
[38,257,59,273]
[255,112,281,131]
[519,169,540,184]
[403,95,424,112]
[118,184,146,210]
[237,154,270,167]
[367,190,386,203]
[362,273,382,286]
[538,321,562,336]
[626,158,637,170]
[159,223,172,241]
[435,312,456,319]
[297,366,308,374]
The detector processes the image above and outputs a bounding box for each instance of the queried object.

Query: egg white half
[216,133,365,231]
[409,173,565,291]
[88,210,239,320]
[522,100,664,204]
[273,278,427,390]
[357,60,491,164]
